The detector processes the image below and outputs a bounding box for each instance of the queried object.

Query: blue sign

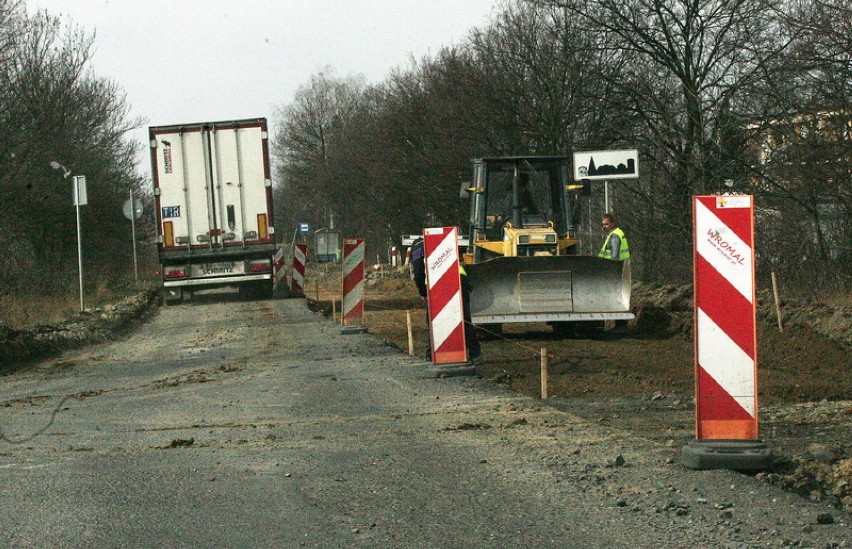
[297,222,310,235]
[162,206,181,218]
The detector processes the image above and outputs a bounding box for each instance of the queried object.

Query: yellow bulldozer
[460,156,633,336]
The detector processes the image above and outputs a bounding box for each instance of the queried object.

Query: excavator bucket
[466,256,633,324]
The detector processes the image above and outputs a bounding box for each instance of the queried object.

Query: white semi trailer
[149,118,276,303]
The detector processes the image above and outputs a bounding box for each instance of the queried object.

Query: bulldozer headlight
[545,234,557,243]
[518,235,530,244]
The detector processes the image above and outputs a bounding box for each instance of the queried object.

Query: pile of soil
[305,262,851,511]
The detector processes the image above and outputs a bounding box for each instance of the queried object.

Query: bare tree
[268,0,845,295]
[525,0,792,280]
[740,0,851,293]
[272,68,365,241]
[0,6,146,295]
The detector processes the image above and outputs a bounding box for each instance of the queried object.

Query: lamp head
[49,161,71,178]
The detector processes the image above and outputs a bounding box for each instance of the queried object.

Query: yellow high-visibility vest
[599,228,630,260]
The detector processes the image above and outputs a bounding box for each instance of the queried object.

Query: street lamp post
[50,161,86,312]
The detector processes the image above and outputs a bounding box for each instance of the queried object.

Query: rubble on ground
[0,289,159,366]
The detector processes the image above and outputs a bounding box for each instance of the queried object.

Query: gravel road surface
[0,292,848,548]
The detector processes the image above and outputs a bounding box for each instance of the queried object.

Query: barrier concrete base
[681,439,774,471]
[429,363,478,378]
[340,325,369,335]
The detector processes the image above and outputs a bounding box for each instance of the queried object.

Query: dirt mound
[630,282,852,349]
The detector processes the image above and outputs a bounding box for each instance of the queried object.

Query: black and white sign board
[573,149,639,181]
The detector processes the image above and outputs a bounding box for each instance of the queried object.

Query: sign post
[73,175,87,311]
[50,161,87,311]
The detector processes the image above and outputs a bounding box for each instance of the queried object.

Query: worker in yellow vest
[599,213,630,332]
[599,213,630,261]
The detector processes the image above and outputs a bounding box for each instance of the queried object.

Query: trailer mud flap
[467,256,631,322]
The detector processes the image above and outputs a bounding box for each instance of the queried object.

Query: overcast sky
[27,0,497,172]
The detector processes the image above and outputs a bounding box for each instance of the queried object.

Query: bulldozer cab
[468,156,576,262]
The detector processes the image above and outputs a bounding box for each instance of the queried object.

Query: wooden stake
[332,299,336,322]
[540,348,548,399]
[406,310,414,355]
[771,271,783,332]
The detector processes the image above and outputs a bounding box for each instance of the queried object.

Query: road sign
[573,150,639,181]
[423,226,466,364]
[681,194,774,471]
[123,198,144,220]
[342,238,366,328]
[693,194,758,440]
[297,222,310,235]
[73,175,88,206]
[291,244,307,295]
[273,246,287,289]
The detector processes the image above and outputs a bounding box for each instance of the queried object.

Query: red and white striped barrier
[273,245,286,289]
[290,244,306,295]
[342,238,365,327]
[423,227,466,364]
[693,195,758,440]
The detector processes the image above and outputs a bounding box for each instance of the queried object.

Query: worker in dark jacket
[411,237,481,363]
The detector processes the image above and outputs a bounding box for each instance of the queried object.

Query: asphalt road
[0,293,848,548]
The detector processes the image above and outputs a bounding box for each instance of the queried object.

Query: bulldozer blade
[466,256,632,324]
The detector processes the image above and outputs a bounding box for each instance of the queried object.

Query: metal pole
[130,189,139,284]
[75,178,84,312]
[604,180,610,213]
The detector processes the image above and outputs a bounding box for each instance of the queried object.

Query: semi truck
[149,117,276,303]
